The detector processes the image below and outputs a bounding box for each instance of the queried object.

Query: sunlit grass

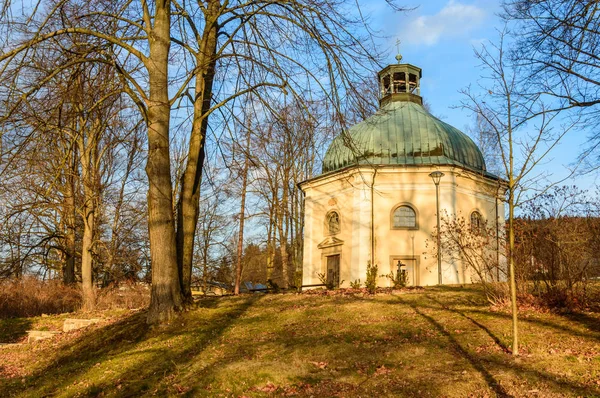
[1,286,599,397]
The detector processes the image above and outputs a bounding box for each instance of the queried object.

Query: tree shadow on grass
[0,310,150,397]
[395,296,513,398]
[1,295,261,397]
[193,295,227,309]
[0,318,32,343]
[188,304,453,398]
[425,294,511,353]
[389,295,600,397]
[480,352,600,397]
[398,298,600,344]
[558,311,600,335]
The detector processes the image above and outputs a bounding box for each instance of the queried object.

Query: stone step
[26,330,61,343]
[0,343,25,349]
[63,318,103,332]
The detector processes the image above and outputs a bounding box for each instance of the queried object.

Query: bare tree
[504,0,600,162]
[0,36,144,307]
[515,186,600,305]
[68,64,120,310]
[171,0,400,299]
[1,0,407,322]
[97,123,148,286]
[233,127,251,295]
[194,180,232,293]
[0,0,184,322]
[461,30,579,355]
[466,113,503,176]
[249,100,326,288]
[431,211,507,304]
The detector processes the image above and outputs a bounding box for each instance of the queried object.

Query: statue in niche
[328,212,340,235]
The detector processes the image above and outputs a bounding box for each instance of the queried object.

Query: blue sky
[360,0,598,191]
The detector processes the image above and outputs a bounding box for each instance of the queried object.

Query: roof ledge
[380,92,423,106]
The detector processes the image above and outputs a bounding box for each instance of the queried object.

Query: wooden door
[326,255,340,288]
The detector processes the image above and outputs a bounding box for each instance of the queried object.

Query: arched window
[326,211,341,235]
[392,205,417,229]
[470,211,483,234]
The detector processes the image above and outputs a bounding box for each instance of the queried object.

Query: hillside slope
[1,287,599,397]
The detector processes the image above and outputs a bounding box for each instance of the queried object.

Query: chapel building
[299,57,505,288]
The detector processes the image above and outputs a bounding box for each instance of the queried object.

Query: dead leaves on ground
[310,361,328,369]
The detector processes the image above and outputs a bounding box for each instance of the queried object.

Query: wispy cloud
[400,1,486,46]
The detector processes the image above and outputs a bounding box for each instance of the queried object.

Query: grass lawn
[0,286,599,397]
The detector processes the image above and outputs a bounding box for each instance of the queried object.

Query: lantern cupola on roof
[378,50,423,106]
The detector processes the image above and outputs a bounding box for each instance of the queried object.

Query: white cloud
[400,1,486,46]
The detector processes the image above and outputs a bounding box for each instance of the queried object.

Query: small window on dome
[392,205,417,229]
[326,211,341,235]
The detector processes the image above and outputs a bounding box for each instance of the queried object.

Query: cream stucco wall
[300,166,505,288]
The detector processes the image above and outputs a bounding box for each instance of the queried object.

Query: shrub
[267,279,280,293]
[365,262,378,294]
[350,279,361,289]
[483,282,511,306]
[294,270,303,292]
[0,279,153,318]
[0,278,81,318]
[95,283,150,310]
[384,270,408,289]
[317,272,333,290]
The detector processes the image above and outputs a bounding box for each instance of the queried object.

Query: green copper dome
[322,100,487,174]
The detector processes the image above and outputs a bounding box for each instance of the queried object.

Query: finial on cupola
[395,39,403,63]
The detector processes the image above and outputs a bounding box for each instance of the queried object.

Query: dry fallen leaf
[259,382,277,392]
[310,361,328,369]
[375,365,391,376]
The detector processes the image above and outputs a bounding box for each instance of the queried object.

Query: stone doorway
[391,257,418,286]
[326,255,340,288]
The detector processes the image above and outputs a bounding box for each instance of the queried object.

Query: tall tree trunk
[266,169,278,282]
[507,99,519,355]
[277,218,289,288]
[79,127,97,311]
[289,185,295,269]
[80,195,95,310]
[146,1,182,324]
[266,203,274,282]
[234,133,250,295]
[294,186,304,283]
[201,235,210,293]
[63,150,77,284]
[277,165,290,288]
[508,185,519,355]
[73,68,98,311]
[176,6,219,303]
